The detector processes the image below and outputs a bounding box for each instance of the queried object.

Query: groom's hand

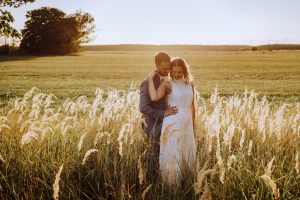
[164,106,178,117]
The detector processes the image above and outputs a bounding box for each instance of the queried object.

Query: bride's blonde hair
[170,57,193,84]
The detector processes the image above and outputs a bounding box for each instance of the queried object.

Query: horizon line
[84,43,300,46]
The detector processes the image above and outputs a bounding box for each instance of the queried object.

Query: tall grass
[0,87,299,199]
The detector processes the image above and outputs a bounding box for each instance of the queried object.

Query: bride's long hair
[170,57,193,84]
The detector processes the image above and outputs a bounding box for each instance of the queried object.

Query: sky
[4,0,300,45]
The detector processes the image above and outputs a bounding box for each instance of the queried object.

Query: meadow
[0,50,299,199]
[1,50,300,103]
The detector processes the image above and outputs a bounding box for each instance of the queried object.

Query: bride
[148,57,196,187]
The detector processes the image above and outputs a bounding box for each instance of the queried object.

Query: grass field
[1,50,300,103]
[0,86,299,199]
[0,50,299,199]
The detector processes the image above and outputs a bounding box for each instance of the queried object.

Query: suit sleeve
[139,79,165,119]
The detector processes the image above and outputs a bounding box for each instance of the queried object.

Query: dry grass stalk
[53,164,64,200]
[138,155,144,185]
[260,174,280,200]
[194,160,209,195]
[82,149,98,165]
[78,132,87,151]
[199,180,212,200]
[247,140,253,156]
[227,155,237,170]
[0,154,6,163]
[295,151,299,174]
[265,156,275,176]
[141,184,152,200]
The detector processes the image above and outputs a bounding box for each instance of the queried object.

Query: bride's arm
[148,72,170,101]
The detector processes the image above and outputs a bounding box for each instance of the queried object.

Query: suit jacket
[139,74,167,137]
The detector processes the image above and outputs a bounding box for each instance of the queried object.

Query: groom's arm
[139,79,165,119]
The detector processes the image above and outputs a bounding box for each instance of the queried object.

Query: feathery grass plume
[273,104,288,138]
[0,154,6,163]
[82,149,98,165]
[227,155,237,170]
[118,123,131,141]
[290,113,300,134]
[295,151,299,174]
[217,152,225,184]
[25,87,39,98]
[94,132,110,146]
[239,128,245,150]
[40,127,54,140]
[244,113,252,128]
[0,116,9,123]
[257,105,269,142]
[141,184,152,200]
[194,160,209,194]
[138,155,144,185]
[90,87,104,118]
[206,102,221,153]
[53,164,64,200]
[44,93,57,109]
[199,180,212,200]
[117,123,132,156]
[247,140,253,156]
[0,124,11,132]
[20,130,38,147]
[0,116,10,132]
[42,108,55,119]
[265,156,275,176]
[118,141,123,157]
[223,122,235,152]
[210,87,218,105]
[216,135,225,184]
[93,132,102,146]
[260,174,280,200]
[78,132,87,151]
[59,116,74,134]
[2,86,300,198]
[61,125,73,136]
[20,119,32,133]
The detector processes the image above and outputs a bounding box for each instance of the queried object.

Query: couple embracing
[139,52,196,188]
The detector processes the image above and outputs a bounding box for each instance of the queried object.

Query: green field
[1,50,300,103]
[0,50,300,199]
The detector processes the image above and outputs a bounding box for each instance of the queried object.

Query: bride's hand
[148,70,157,79]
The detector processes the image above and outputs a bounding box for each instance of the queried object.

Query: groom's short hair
[155,52,171,66]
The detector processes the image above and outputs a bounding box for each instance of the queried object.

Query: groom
[139,52,178,161]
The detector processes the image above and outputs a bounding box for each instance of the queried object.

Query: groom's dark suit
[139,74,167,159]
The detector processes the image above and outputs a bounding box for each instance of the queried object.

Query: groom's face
[156,61,171,76]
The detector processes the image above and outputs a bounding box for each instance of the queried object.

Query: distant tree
[0,44,9,54]
[251,46,258,51]
[20,7,95,55]
[0,0,35,39]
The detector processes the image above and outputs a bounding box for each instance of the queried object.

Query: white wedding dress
[159,78,196,186]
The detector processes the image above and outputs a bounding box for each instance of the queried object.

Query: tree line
[0,0,95,55]
[84,44,300,52]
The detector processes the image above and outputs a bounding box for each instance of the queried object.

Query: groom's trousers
[141,117,162,161]
[149,119,162,161]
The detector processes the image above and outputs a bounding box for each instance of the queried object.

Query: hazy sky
[5,0,300,45]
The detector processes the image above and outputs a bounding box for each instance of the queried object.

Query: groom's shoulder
[140,77,149,86]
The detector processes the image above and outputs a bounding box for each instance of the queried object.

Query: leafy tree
[20,7,95,55]
[0,0,35,38]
